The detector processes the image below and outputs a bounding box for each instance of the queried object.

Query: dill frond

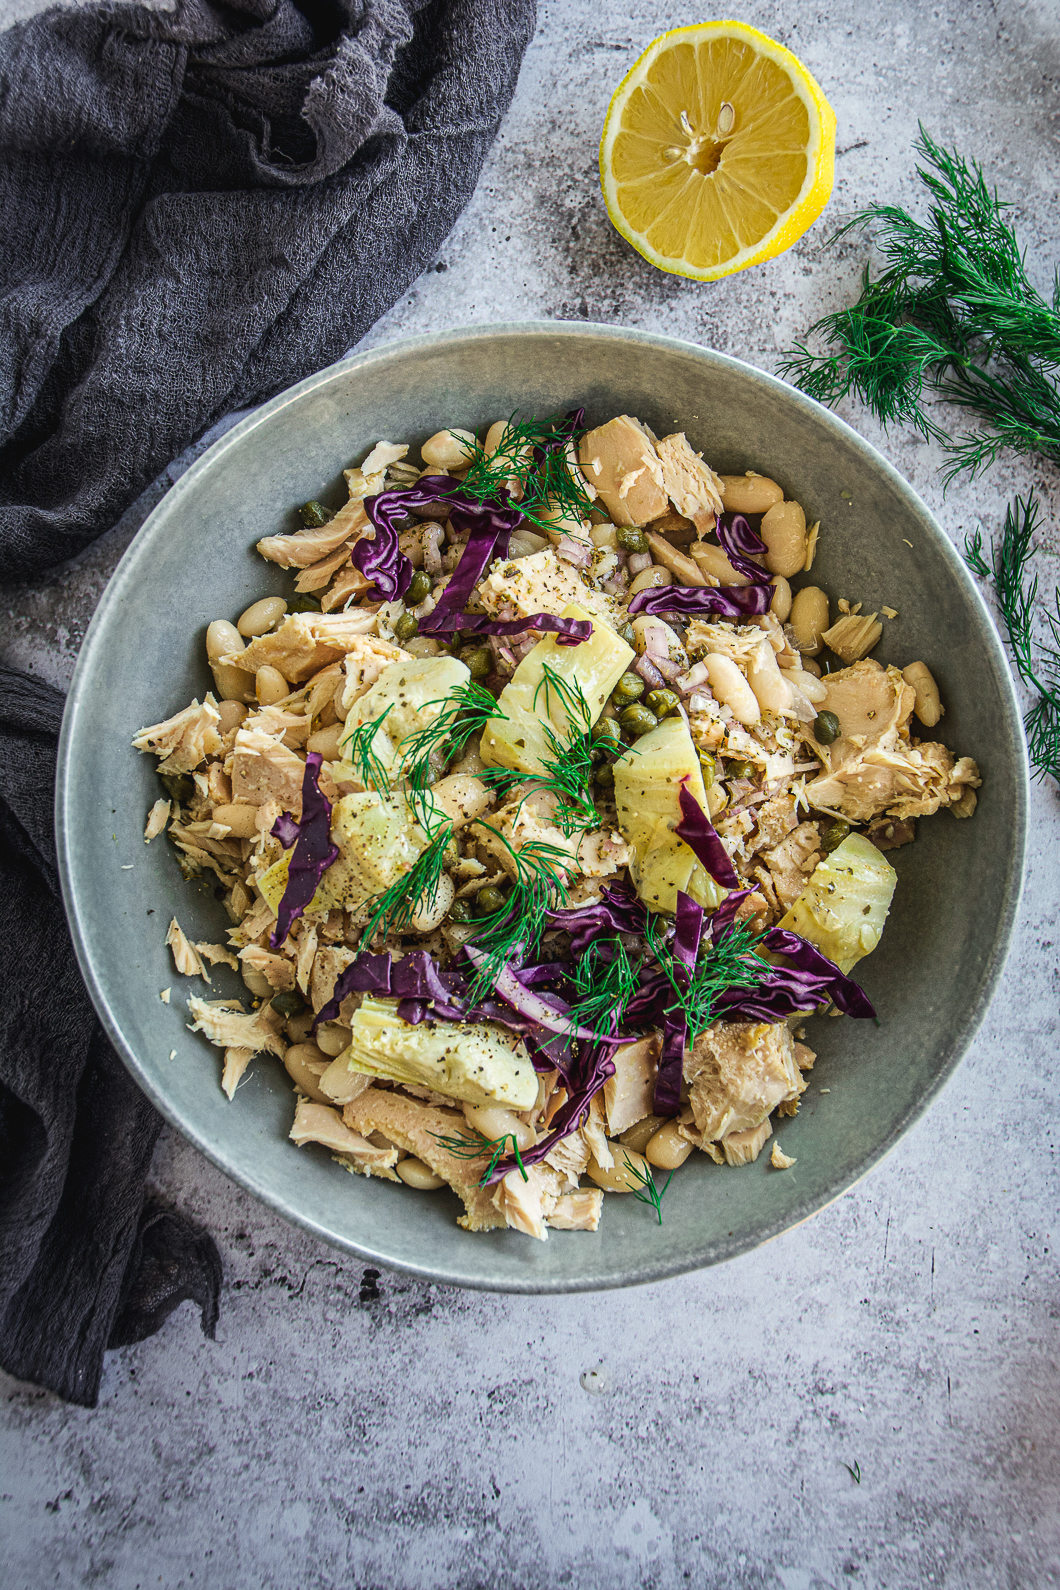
[398,682,505,832]
[567,938,641,1038]
[481,665,600,836]
[358,824,454,945]
[645,913,768,1041]
[623,1154,674,1226]
[965,492,1060,784]
[778,127,1060,481]
[430,1127,528,1185]
[465,825,571,997]
[454,412,593,530]
[339,706,394,795]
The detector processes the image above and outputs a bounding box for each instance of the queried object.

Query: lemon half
[600,21,837,281]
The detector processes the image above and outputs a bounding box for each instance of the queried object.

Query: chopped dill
[778,128,1060,483]
[430,1127,529,1185]
[965,491,1060,785]
[481,665,599,835]
[399,681,505,832]
[567,937,641,1038]
[465,825,571,997]
[453,412,594,531]
[624,1154,674,1226]
[339,705,393,795]
[646,913,768,1041]
[358,824,454,945]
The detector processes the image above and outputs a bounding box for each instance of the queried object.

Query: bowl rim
[56,319,1029,1292]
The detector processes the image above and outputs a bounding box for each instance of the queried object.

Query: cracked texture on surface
[2,1,1059,1586]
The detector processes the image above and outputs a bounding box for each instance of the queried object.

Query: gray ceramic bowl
[57,323,1027,1292]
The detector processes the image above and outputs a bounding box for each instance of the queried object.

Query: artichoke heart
[481,602,634,775]
[256,792,429,916]
[776,833,897,973]
[613,716,724,914]
[339,654,470,775]
[338,997,539,1109]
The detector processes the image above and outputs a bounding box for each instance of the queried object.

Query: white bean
[790,586,830,655]
[586,1145,649,1193]
[242,965,271,997]
[769,575,792,621]
[464,1103,535,1152]
[789,670,827,704]
[315,1022,349,1057]
[704,653,761,726]
[212,802,259,838]
[284,1042,330,1105]
[627,551,653,575]
[429,774,491,828]
[759,500,808,577]
[409,872,455,933]
[717,473,784,514]
[237,596,287,638]
[396,1158,446,1190]
[690,541,750,586]
[645,1121,693,1170]
[421,428,476,470]
[217,700,247,734]
[746,643,792,715]
[255,665,289,706]
[628,565,672,597]
[306,724,344,759]
[206,619,243,662]
[902,660,943,727]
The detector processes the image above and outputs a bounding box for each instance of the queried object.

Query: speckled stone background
[2,2,1059,1586]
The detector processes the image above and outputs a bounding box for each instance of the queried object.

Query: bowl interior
[57,324,1026,1291]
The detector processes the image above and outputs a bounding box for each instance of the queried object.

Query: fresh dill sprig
[398,682,505,832]
[645,914,768,1042]
[965,492,1060,784]
[778,127,1060,483]
[339,705,393,795]
[623,1154,674,1226]
[358,824,454,945]
[481,665,599,836]
[453,413,594,531]
[465,825,571,997]
[567,938,641,1038]
[429,1127,529,1185]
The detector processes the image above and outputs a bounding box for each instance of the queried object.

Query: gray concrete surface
[2,1,1060,1585]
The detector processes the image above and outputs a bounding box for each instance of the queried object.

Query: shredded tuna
[166,918,209,980]
[144,798,170,841]
[187,996,286,1059]
[132,696,222,774]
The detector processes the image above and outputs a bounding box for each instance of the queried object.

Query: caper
[476,883,509,915]
[616,526,648,554]
[612,672,645,707]
[395,612,419,641]
[820,819,851,854]
[618,622,636,647]
[619,703,659,738]
[725,759,755,780]
[813,709,841,745]
[287,592,322,614]
[299,500,330,528]
[697,748,716,788]
[158,772,194,803]
[407,569,432,605]
[459,645,493,681]
[448,897,473,924]
[591,718,623,752]
[271,989,306,1019]
[645,688,680,719]
[594,761,615,788]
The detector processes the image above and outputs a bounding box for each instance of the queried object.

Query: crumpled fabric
[0,0,537,577]
[0,666,222,1406]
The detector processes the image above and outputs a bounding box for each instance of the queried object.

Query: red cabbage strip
[716,512,771,584]
[463,946,604,1042]
[272,812,300,848]
[312,950,465,1028]
[351,526,413,601]
[425,609,593,644]
[653,892,704,1114]
[483,1038,616,1185]
[547,883,647,954]
[675,783,739,888]
[760,928,876,1018]
[627,583,772,619]
[269,753,340,948]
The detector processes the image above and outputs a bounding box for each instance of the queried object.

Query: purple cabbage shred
[627,583,772,619]
[269,753,340,949]
[547,883,648,954]
[674,783,739,888]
